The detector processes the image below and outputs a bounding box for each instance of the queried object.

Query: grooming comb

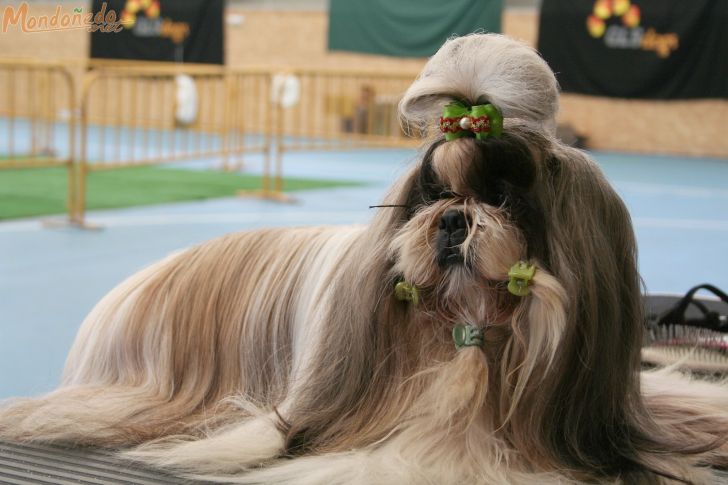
[642,285,728,373]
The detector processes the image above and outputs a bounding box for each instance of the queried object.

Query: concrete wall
[1,3,726,157]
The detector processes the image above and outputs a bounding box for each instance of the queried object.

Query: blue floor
[1,148,727,399]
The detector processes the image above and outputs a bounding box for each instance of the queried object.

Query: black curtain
[538,0,728,99]
[90,0,223,64]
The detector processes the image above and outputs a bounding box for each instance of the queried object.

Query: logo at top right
[586,0,679,58]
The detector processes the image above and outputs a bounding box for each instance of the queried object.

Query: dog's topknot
[399,34,559,135]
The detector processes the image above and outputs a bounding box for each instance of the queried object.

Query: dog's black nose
[439,209,467,234]
[437,209,467,267]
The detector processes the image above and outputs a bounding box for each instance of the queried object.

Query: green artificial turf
[0,166,361,220]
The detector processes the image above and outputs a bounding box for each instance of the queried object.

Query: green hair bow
[439,101,503,141]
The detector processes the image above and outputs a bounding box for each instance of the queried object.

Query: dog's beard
[390,200,520,314]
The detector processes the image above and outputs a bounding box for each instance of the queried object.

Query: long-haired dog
[2,34,728,484]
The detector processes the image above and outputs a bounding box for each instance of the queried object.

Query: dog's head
[389,128,552,315]
[291,34,649,480]
[384,34,641,387]
[388,35,568,313]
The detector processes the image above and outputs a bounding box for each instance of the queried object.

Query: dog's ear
[502,143,650,477]
[282,168,424,454]
[544,144,644,405]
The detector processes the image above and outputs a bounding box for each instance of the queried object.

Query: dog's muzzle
[437,209,467,267]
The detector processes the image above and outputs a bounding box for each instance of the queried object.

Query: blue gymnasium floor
[1,149,727,399]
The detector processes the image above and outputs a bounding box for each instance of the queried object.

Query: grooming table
[0,441,207,485]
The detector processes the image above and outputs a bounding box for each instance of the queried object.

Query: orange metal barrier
[275,68,421,147]
[74,65,427,219]
[273,67,422,149]
[264,68,423,201]
[73,64,273,224]
[1,59,426,225]
[0,60,77,216]
[226,68,283,202]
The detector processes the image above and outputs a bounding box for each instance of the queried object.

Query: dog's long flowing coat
[3,34,728,484]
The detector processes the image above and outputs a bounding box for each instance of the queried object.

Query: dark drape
[90,0,223,64]
[537,0,728,99]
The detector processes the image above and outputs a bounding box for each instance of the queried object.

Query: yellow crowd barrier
[227,67,286,202]
[265,67,422,202]
[273,67,421,150]
[1,59,426,226]
[73,63,273,225]
[0,59,77,217]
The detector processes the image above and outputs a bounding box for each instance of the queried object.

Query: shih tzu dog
[2,34,728,484]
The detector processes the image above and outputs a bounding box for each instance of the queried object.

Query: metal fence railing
[74,64,273,224]
[1,60,426,226]
[0,60,77,216]
[273,68,420,151]
[264,68,421,201]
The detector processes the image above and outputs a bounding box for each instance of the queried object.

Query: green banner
[328,0,503,58]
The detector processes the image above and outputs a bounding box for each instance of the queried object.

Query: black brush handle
[657,284,728,332]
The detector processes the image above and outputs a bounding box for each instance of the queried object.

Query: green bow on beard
[439,101,503,141]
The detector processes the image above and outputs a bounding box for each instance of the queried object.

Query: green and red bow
[439,102,503,141]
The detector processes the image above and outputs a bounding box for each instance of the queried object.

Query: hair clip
[439,101,503,141]
[452,324,484,350]
[507,261,536,296]
[394,280,420,306]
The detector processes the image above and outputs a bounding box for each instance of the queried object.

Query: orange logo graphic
[119,0,189,44]
[585,0,678,58]
[121,0,160,29]
[587,0,640,38]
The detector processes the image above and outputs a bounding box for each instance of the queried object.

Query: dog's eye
[481,185,508,207]
[437,189,460,200]
[404,158,461,219]
[417,182,452,204]
[403,185,457,220]
[424,186,463,206]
